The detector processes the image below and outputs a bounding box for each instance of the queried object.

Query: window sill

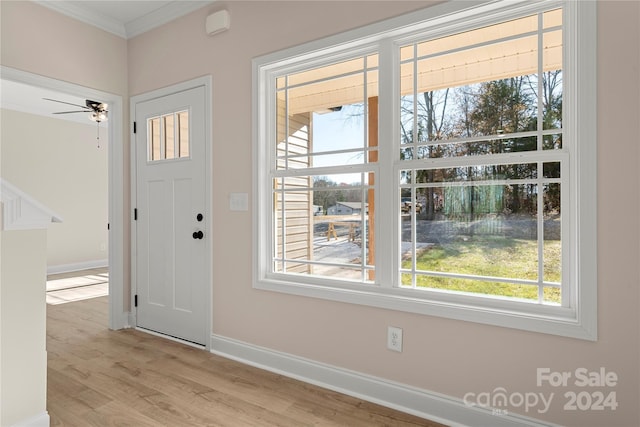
[254,276,596,341]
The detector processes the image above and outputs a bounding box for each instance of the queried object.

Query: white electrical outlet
[387,326,403,352]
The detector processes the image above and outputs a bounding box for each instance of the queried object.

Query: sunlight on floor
[46,268,109,305]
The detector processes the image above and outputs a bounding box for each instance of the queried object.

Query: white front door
[134,85,208,346]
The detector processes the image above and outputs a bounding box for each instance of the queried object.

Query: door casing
[130,76,213,349]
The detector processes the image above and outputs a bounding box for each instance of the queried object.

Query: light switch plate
[229,192,249,211]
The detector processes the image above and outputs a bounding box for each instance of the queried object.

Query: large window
[253,0,597,340]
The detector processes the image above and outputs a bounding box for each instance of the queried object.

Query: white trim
[0,66,126,330]
[210,334,561,427]
[252,1,597,341]
[125,1,214,39]
[33,1,215,39]
[136,326,206,350]
[47,259,108,275]
[9,411,50,427]
[130,75,213,350]
[1,178,63,230]
[567,0,598,342]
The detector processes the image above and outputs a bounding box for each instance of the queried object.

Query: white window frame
[253,0,597,340]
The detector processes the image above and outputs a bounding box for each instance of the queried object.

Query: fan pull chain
[96,123,101,148]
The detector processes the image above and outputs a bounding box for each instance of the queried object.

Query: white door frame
[130,76,213,349]
[1,66,126,329]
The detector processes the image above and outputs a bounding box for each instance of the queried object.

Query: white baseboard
[11,411,49,427]
[127,312,136,329]
[108,309,131,331]
[47,259,108,275]
[210,334,559,427]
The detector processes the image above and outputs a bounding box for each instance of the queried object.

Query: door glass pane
[178,111,189,158]
[149,117,161,161]
[164,114,175,159]
[147,110,190,161]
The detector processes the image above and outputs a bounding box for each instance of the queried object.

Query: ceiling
[1,1,215,124]
[0,79,101,126]
[34,0,215,39]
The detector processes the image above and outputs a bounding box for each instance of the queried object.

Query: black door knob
[192,230,204,239]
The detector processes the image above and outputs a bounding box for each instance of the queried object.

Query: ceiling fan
[43,98,108,122]
[44,97,108,147]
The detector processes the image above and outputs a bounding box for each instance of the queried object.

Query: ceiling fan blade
[43,98,89,110]
[52,110,90,114]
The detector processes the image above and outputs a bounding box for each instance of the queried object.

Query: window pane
[148,117,161,161]
[278,112,312,170]
[312,105,365,154]
[147,111,189,162]
[178,111,189,158]
[543,8,562,29]
[407,275,542,302]
[401,183,541,291]
[544,286,561,305]
[164,114,175,160]
[544,133,562,150]
[415,14,538,58]
[276,55,378,171]
[543,162,560,179]
[542,33,563,130]
[273,173,374,282]
[543,183,561,288]
[288,57,364,87]
[400,61,415,149]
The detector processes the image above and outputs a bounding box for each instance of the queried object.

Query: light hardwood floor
[46,268,109,305]
[47,296,446,426]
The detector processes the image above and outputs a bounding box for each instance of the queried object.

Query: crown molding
[33,1,215,39]
[125,1,214,39]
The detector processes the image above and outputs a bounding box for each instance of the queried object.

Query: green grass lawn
[402,237,561,303]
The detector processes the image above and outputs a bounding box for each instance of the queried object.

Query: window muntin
[147,110,189,162]
[255,1,596,340]
[398,8,564,305]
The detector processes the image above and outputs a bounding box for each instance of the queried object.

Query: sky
[311,104,367,184]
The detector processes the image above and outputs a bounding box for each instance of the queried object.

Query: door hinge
[133,121,137,134]
[107,223,110,230]
[134,295,138,307]
[134,208,138,220]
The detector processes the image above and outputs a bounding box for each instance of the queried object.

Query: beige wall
[1,109,108,270]
[129,2,640,426]
[0,1,127,96]
[0,0,129,295]
[0,229,48,426]
[1,0,638,426]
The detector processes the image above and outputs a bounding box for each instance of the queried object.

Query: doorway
[0,65,126,329]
